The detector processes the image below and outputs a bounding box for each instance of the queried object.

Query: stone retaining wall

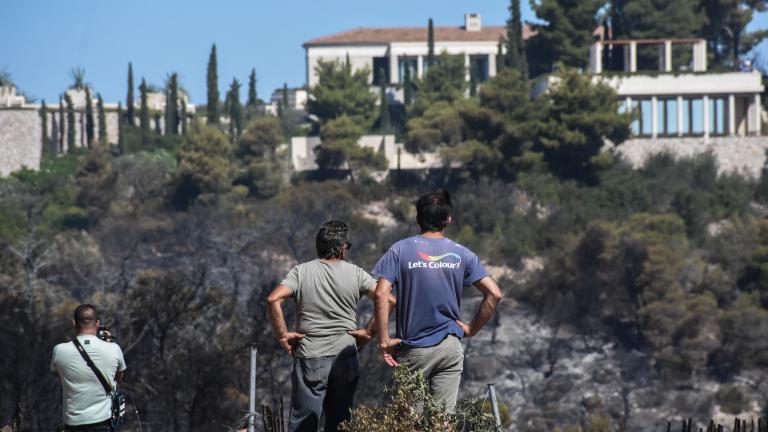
[615,136,768,179]
[0,109,42,176]
[0,108,120,177]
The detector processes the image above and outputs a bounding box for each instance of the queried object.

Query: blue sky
[1,1,766,105]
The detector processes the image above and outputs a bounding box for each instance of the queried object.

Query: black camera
[97,326,114,342]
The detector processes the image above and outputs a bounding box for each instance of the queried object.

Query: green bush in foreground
[341,365,497,432]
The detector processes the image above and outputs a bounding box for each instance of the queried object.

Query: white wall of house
[599,72,763,97]
[290,134,442,172]
[306,40,500,88]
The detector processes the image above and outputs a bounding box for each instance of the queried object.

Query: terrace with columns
[589,38,763,139]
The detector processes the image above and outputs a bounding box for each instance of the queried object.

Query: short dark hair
[316,220,350,259]
[416,189,453,232]
[74,304,99,328]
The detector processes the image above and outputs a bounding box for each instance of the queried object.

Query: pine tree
[700,0,767,69]
[403,61,413,106]
[64,93,76,151]
[58,98,65,152]
[139,78,150,133]
[247,68,257,107]
[308,60,378,127]
[527,0,604,76]
[427,18,435,68]
[97,93,107,143]
[126,62,135,125]
[166,73,179,135]
[227,78,243,140]
[506,0,528,78]
[39,99,49,152]
[85,87,95,147]
[181,98,188,135]
[378,69,391,131]
[207,44,219,124]
[611,0,706,69]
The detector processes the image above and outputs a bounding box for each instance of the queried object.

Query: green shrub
[341,365,497,432]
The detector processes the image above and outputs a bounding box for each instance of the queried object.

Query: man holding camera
[51,304,126,432]
[267,220,395,432]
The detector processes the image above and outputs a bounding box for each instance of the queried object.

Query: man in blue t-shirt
[372,189,502,412]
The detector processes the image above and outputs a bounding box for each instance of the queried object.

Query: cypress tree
[39,100,48,149]
[206,44,219,124]
[139,78,150,133]
[497,38,506,73]
[227,78,242,140]
[155,113,162,134]
[403,61,413,106]
[180,98,188,135]
[97,93,107,143]
[506,0,528,78]
[427,18,435,68]
[117,102,123,152]
[58,97,65,152]
[85,87,95,147]
[166,73,179,135]
[378,69,391,131]
[469,64,478,97]
[282,82,289,113]
[80,111,85,148]
[64,93,76,151]
[247,68,257,107]
[126,62,135,125]
[51,112,59,153]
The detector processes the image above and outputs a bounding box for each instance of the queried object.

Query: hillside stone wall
[0,108,120,177]
[0,109,42,176]
[615,136,768,179]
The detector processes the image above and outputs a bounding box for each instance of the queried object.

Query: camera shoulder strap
[72,338,113,396]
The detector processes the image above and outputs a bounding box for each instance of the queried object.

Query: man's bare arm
[349,287,396,349]
[374,278,401,367]
[115,370,125,383]
[364,287,396,336]
[457,276,502,337]
[266,284,305,356]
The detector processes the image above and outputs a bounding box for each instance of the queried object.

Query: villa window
[470,55,490,82]
[398,57,417,82]
[372,57,389,84]
[687,98,704,135]
[657,98,678,136]
[709,97,726,136]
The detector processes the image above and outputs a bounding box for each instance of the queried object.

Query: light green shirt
[51,335,127,426]
[281,259,376,358]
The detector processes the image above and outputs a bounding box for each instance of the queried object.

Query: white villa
[303,13,531,100]
[296,16,767,176]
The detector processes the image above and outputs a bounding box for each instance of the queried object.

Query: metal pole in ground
[248,344,257,432]
[487,383,501,431]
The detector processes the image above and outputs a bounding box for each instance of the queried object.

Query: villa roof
[304,25,535,47]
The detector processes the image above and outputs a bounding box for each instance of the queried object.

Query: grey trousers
[397,335,464,413]
[288,345,360,432]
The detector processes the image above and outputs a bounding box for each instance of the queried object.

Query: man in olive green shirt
[267,220,394,432]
